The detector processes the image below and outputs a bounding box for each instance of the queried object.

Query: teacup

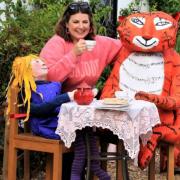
[115,91,129,100]
[85,40,96,51]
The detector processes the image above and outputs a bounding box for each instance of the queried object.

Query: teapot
[74,82,94,105]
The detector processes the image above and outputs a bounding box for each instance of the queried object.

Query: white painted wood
[117,0,149,17]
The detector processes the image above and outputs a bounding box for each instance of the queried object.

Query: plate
[92,100,129,111]
[103,98,129,105]
[95,106,129,111]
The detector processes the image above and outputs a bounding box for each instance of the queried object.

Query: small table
[56,99,160,161]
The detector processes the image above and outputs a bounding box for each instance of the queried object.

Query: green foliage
[28,0,72,8]
[0,0,111,102]
[149,0,180,14]
[176,32,180,53]
[0,0,65,102]
[90,0,112,35]
[96,65,112,91]
[119,0,180,16]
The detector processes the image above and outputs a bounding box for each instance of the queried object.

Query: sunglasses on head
[66,2,91,13]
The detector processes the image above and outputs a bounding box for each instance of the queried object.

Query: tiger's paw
[138,147,154,169]
[138,141,157,170]
[153,125,180,144]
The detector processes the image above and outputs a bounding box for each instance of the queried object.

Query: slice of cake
[103,98,128,105]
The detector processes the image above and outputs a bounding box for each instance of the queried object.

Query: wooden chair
[6,86,72,180]
[148,142,175,180]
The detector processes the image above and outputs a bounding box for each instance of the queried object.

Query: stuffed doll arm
[30,89,97,116]
[135,91,179,110]
[30,92,73,116]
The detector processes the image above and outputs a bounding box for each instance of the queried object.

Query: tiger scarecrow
[101,11,180,170]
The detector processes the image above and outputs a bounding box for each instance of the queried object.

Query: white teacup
[115,91,129,100]
[85,40,96,51]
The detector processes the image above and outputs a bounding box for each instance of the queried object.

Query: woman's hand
[72,39,87,56]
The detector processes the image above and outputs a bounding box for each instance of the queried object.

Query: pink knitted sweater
[40,35,122,92]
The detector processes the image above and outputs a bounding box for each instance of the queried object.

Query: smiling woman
[66,13,90,43]
[40,2,121,91]
[40,1,122,179]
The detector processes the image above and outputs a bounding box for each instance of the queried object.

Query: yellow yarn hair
[7,54,39,122]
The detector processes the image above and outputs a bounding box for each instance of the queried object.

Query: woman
[40,2,122,179]
[40,1,121,92]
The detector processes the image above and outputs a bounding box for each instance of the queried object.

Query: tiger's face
[118,11,178,52]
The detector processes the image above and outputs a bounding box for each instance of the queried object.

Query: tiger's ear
[118,16,126,24]
[173,12,180,22]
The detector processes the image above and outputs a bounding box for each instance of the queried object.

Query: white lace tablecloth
[55,99,160,160]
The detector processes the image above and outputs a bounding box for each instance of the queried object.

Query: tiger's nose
[142,25,153,40]
[142,36,152,41]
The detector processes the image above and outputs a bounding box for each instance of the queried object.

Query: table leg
[85,129,130,180]
[122,155,129,180]
[85,132,91,180]
[117,141,129,180]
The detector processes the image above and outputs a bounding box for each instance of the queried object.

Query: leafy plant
[95,64,112,91]
[149,0,180,14]
[119,0,180,16]
[90,0,112,36]
[0,0,62,103]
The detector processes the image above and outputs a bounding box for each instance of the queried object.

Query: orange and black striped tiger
[101,11,180,170]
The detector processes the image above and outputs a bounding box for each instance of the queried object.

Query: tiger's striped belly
[119,52,164,98]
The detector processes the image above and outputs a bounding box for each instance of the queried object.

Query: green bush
[149,0,180,14]
[0,0,112,103]
[0,0,64,103]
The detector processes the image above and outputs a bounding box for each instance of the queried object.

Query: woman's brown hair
[55,2,95,42]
